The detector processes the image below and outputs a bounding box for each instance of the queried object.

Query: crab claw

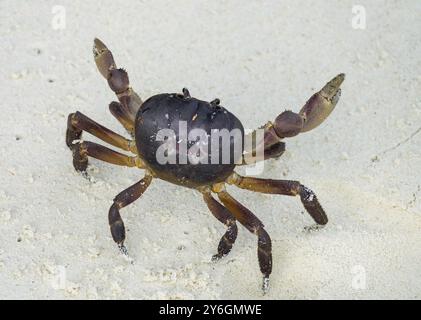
[299,73,345,132]
[93,38,117,78]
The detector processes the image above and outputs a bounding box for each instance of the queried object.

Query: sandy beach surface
[0,0,420,299]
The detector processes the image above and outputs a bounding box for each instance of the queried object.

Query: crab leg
[109,101,136,137]
[226,172,328,225]
[241,141,285,165]
[93,38,143,123]
[109,174,153,256]
[66,111,137,153]
[243,74,345,162]
[213,185,272,294]
[71,141,143,173]
[202,191,238,261]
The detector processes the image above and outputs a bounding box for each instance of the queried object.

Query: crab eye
[210,98,220,106]
[182,88,191,98]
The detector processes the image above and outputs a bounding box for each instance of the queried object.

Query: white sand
[0,0,420,299]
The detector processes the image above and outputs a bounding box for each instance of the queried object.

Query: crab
[66,38,345,293]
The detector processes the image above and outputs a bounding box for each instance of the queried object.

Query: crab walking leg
[66,112,137,153]
[71,141,143,172]
[109,174,153,255]
[215,188,272,293]
[109,101,136,137]
[227,173,328,225]
[93,38,143,120]
[261,142,285,160]
[241,142,285,165]
[202,192,238,261]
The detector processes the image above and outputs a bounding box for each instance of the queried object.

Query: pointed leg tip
[211,253,223,262]
[303,224,326,233]
[118,243,128,255]
[72,152,88,173]
[262,277,270,295]
[80,170,89,179]
[118,243,134,264]
[72,159,88,174]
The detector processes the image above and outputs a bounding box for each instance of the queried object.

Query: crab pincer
[247,73,345,162]
[272,73,345,138]
[298,73,345,132]
[93,38,143,136]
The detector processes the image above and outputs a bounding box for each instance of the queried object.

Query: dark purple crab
[66,38,344,293]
